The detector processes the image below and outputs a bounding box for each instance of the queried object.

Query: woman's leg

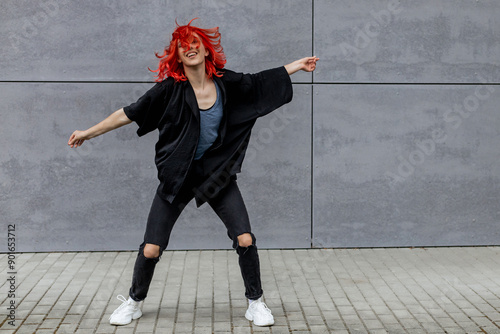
[208,179,263,300]
[129,160,204,301]
[129,190,193,301]
[110,190,194,326]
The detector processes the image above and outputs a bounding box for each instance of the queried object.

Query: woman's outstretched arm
[285,56,320,75]
[68,108,132,148]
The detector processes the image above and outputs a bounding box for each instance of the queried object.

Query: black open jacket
[123,66,293,206]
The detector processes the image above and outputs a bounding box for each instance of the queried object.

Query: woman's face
[177,33,209,67]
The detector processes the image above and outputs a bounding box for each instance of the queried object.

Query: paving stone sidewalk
[1,247,500,333]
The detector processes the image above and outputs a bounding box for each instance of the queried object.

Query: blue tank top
[194,81,223,160]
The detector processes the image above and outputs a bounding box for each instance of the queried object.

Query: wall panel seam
[2,81,500,86]
[311,0,315,248]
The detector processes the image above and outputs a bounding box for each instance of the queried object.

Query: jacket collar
[183,75,227,120]
[211,75,227,149]
[182,75,228,150]
[213,74,227,106]
[183,80,200,122]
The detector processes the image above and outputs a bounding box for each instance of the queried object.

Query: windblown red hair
[150,18,226,82]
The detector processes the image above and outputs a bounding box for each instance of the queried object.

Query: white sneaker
[109,295,142,325]
[245,298,274,326]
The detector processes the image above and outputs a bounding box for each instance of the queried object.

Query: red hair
[150,18,226,82]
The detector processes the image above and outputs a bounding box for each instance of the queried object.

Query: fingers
[68,131,85,148]
[71,139,85,148]
[68,133,79,148]
[68,133,76,147]
[308,57,320,65]
[300,56,319,72]
[305,56,319,62]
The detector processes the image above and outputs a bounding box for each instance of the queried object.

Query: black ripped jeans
[129,160,263,301]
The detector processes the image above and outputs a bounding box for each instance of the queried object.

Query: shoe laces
[109,295,132,319]
[253,300,272,314]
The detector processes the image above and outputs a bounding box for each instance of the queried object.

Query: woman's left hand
[285,56,320,75]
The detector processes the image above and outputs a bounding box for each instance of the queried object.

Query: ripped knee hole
[237,233,254,248]
[143,244,161,258]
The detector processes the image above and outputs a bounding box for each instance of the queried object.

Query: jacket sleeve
[123,79,171,136]
[224,66,293,124]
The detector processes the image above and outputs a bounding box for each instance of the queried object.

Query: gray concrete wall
[1,0,498,252]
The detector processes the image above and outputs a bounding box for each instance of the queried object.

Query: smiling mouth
[186,51,197,59]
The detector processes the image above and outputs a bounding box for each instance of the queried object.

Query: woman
[68,18,318,327]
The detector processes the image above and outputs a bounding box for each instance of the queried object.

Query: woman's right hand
[68,130,89,148]
[67,108,131,148]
